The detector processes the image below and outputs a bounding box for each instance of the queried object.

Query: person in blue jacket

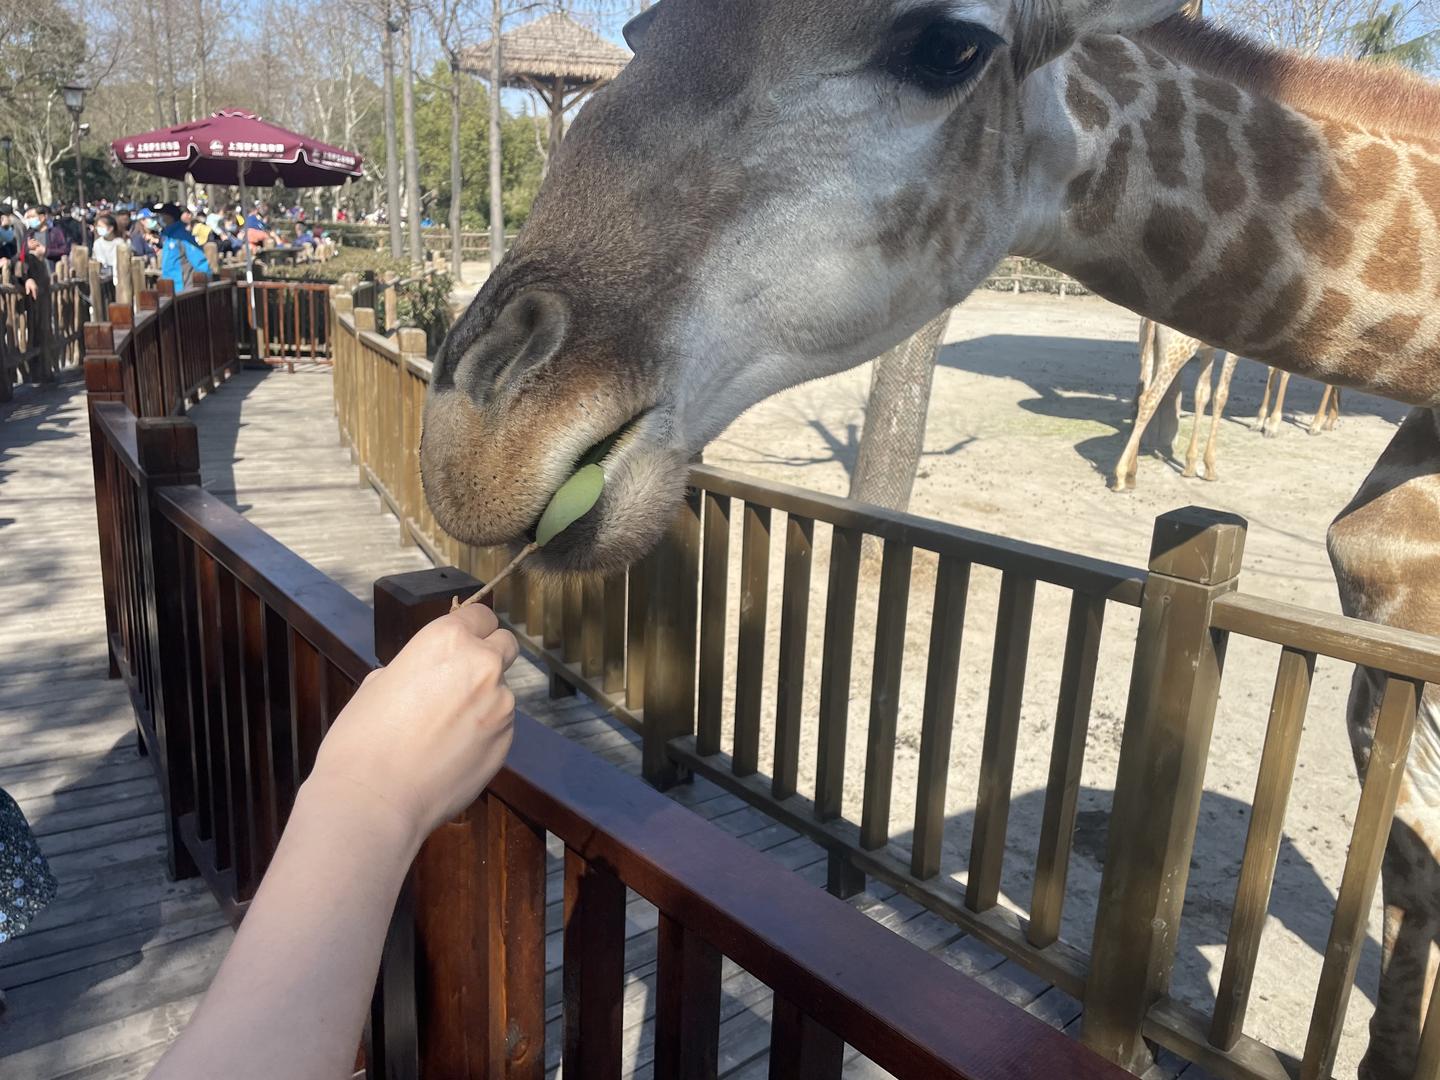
[153,202,210,292]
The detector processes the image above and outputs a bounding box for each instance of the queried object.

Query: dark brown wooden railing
[1,255,90,400]
[84,275,241,421]
[83,323,1133,1080]
[329,281,1440,1080]
[237,281,331,369]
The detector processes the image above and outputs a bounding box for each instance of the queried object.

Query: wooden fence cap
[1148,506,1247,585]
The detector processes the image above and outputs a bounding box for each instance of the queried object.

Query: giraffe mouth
[523,409,653,545]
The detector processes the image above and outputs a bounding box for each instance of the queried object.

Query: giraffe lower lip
[522,411,651,543]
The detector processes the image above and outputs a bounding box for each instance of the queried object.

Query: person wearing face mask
[0,204,17,265]
[24,206,71,268]
[1,205,43,300]
[131,208,157,258]
[91,213,122,284]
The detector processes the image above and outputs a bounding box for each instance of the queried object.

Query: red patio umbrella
[111,109,363,190]
[111,109,363,307]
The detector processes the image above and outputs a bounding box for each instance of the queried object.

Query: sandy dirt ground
[693,289,1414,1077]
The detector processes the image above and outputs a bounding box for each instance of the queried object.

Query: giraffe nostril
[450,289,571,406]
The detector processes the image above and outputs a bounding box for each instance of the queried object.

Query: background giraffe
[1113,317,1238,488]
[1256,366,1345,437]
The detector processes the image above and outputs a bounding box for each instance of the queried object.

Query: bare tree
[1214,0,1391,53]
[1,0,123,205]
[383,3,405,258]
[422,0,480,278]
[489,0,506,264]
[400,1,425,266]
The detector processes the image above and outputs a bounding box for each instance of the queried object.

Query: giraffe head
[422,0,1188,572]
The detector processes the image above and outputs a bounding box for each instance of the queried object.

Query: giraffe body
[419,6,1440,1072]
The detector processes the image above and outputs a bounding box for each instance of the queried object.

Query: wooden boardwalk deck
[0,366,1197,1079]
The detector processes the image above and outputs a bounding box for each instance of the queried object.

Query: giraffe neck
[1015,26,1440,408]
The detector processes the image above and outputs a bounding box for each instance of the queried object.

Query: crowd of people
[1,197,336,298]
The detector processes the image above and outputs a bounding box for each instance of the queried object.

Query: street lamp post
[62,84,86,211]
[0,135,13,206]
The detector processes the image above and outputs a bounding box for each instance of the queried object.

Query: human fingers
[444,602,499,640]
[482,628,520,672]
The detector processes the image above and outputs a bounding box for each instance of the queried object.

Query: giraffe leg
[1263,370,1291,438]
[1202,353,1237,481]
[1114,324,1186,491]
[1147,373,1184,454]
[1255,367,1277,431]
[1327,386,1343,432]
[1309,385,1334,436]
[1183,349,1215,479]
[1328,407,1440,1080]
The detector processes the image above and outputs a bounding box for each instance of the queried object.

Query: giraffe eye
[888,18,1001,94]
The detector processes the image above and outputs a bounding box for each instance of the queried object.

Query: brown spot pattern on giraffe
[1169,218,1279,341]
[1362,199,1423,294]
[1334,315,1425,390]
[1291,288,1355,365]
[1193,75,1240,114]
[1066,75,1110,132]
[1066,125,1133,236]
[1141,205,1208,283]
[1245,99,1315,203]
[1292,207,1355,270]
[1326,143,1398,220]
[1195,114,1247,214]
[1409,153,1440,226]
[1141,80,1188,189]
[1074,38,1143,107]
[1250,275,1310,347]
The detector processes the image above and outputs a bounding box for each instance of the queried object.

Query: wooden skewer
[451,542,540,611]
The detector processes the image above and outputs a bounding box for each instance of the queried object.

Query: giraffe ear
[1014,0,1189,74]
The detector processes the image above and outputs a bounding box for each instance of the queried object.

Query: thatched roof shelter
[461,13,630,163]
[462,12,630,86]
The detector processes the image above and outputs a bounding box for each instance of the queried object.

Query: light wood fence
[328,283,1440,1080]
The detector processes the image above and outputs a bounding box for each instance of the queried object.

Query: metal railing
[327,280,1440,1079]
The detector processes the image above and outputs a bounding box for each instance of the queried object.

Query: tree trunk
[382,7,404,260]
[449,57,464,280]
[194,0,210,116]
[547,79,564,175]
[401,5,424,269]
[848,311,950,512]
[488,0,506,266]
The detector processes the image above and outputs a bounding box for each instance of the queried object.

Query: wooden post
[353,306,377,487]
[31,268,54,385]
[1082,506,1247,1072]
[85,321,125,678]
[640,486,702,790]
[370,569,544,1079]
[383,272,399,335]
[115,244,134,308]
[131,254,146,308]
[134,416,204,881]
[395,328,427,548]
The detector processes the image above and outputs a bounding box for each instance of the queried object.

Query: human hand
[308,605,519,849]
[24,277,38,300]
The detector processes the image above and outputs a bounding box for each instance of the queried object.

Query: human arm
[45,227,70,262]
[180,231,211,277]
[147,604,519,1080]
